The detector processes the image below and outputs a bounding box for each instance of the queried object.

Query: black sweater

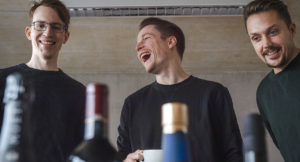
[117,75,243,162]
[257,53,300,162]
[0,64,85,162]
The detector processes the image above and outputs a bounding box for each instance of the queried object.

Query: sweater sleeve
[117,98,132,160]
[213,87,243,162]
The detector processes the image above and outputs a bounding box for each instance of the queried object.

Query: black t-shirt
[117,75,243,162]
[0,64,85,162]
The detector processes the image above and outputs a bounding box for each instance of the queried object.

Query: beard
[265,54,288,68]
[263,46,288,68]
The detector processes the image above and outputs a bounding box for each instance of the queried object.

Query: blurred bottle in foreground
[243,113,267,162]
[161,102,191,162]
[0,73,34,162]
[68,83,121,162]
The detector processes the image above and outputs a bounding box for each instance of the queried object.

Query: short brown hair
[243,0,292,31]
[29,0,70,31]
[139,17,185,60]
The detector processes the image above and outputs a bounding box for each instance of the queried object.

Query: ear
[25,26,32,40]
[168,36,177,49]
[63,31,70,44]
[289,23,296,38]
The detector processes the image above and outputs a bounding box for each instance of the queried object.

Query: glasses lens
[32,22,65,33]
[34,22,46,31]
[51,23,65,32]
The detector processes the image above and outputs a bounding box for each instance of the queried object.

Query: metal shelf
[69,6,245,17]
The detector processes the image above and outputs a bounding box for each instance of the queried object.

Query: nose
[262,36,273,49]
[136,40,144,52]
[43,24,54,36]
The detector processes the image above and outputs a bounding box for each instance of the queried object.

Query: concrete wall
[1,0,300,161]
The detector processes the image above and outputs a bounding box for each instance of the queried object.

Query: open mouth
[141,53,151,62]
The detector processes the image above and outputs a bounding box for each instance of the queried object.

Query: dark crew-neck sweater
[257,53,300,162]
[0,64,85,162]
[117,75,243,162]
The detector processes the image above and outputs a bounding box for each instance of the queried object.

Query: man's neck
[273,48,300,74]
[26,56,59,71]
[155,66,190,85]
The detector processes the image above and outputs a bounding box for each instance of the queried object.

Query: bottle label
[0,101,23,161]
[84,117,108,140]
[244,151,255,162]
[69,155,86,162]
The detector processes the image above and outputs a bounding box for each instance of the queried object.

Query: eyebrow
[265,24,280,33]
[34,20,63,25]
[249,24,278,36]
[137,33,155,42]
[142,33,154,37]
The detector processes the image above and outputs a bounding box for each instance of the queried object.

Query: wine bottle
[0,73,34,162]
[243,113,267,162]
[161,102,191,162]
[68,83,121,162]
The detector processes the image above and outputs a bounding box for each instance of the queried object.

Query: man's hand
[123,149,144,162]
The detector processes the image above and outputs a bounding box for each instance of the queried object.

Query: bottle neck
[162,103,188,134]
[163,124,187,134]
[84,83,109,141]
[84,115,108,140]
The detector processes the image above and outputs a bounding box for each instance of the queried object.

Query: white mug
[140,149,163,162]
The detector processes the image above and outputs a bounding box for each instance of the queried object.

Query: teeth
[141,53,150,58]
[141,53,150,62]
[267,51,276,55]
[44,42,53,45]
[40,40,55,45]
[264,48,279,56]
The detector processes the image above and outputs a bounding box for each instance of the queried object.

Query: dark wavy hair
[243,0,292,30]
[139,17,185,60]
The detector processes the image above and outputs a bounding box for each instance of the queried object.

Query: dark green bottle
[243,113,267,162]
[68,83,121,162]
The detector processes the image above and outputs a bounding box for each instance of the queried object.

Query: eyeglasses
[31,21,66,33]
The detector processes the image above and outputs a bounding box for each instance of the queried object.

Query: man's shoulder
[0,64,26,82]
[57,71,85,90]
[0,64,25,75]
[125,82,154,101]
[191,76,227,91]
[257,71,273,93]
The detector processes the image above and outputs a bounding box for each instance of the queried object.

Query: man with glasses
[0,0,85,161]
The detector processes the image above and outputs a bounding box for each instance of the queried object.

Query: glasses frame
[31,21,67,33]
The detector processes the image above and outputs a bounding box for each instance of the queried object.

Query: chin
[269,54,287,67]
[266,60,287,68]
[145,68,152,73]
[42,53,56,60]
[143,64,152,72]
[145,67,154,74]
